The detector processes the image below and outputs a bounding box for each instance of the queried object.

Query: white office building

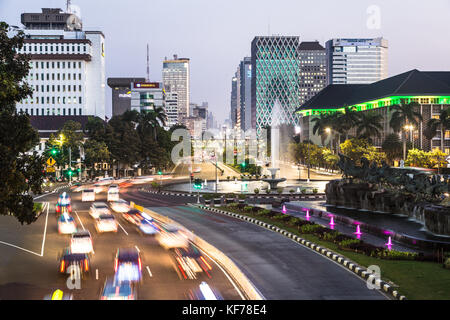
[165,91,179,128]
[130,82,165,114]
[326,37,388,85]
[15,8,106,118]
[162,55,190,123]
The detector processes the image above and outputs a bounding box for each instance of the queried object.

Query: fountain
[305,209,310,221]
[354,225,362,239]
[385,236,393,251]
[282,205,287,214]
[262,100,286,190]
[329,216,335,229]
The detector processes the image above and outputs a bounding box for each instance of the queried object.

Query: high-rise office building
[162,55,190,123]
[298,41,327,106]
[230,76,238,128]
[107,77,146,116]
[130,82,165,114]
[16,8,106,118]
[326,37,388,85]
[234,57,252,131]
[251,36,301,134]
[165,91,179,128]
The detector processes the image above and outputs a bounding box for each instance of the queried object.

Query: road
[172,160,240,180]
[0,186,242,300]
[0,184,387,300]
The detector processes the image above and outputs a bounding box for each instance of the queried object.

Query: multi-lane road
[0,183,387,300]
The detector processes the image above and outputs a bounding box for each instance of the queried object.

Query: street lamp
[325,127,333,153]
[402,124,414,160]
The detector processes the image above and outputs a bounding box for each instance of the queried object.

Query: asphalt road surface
[0,186,241,300]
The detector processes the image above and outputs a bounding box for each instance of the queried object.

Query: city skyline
[1,0,450,124]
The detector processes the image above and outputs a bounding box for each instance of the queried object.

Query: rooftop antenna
[66,0,71,13]
[146,43,150,82]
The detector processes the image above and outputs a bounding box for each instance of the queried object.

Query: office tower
[298,41,327,106]
[107,77,146,116]
[130,82,165,114]
[16,8,106,118]
[326,37,388,85]
[162,55,190,123]
[230,76,238,128]
[165,91,179,128]
[237,57,253,131]
[251,36,301,134]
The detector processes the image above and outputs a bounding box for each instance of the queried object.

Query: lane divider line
[96,269,99,280]
[74,210,86,230]
[0,240,42,256]
[146,266,152,277]
[135,245,140,253]
[40,202,50,257]
[118,223,129,236]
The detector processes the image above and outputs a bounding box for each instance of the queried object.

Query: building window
[52,97,55,104]
[41,97,44,104]
[63,108,66,115]
[68,74,71,80]
[36,109,39,115]
[73,85,76,92]
[57,62,60,68]
[79,108,82,115]
[79,97,82,104]
[63,85,65,92]
[46,62,49,68]
[68,85,71,92]
[41,62,44,68]
[57,74,60,80]
[46,74,49,80]
[52,62,54,68]
[73,62,76,68]
[42,108,44,115]
[46,108,49,115]
[57,85,60,92]
[62,62,65,68]
[52,73,55,80]
[78,62,81,68]
[78,73,81,80]
[78,85,81,92]
[63,74,65,80]
[68,108,71,115]
[73,108,76,115]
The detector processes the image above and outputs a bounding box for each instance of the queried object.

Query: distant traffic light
[67,169,74,177]
[51,148,58,155]
[158,170,162,175]
[193,178,202,190]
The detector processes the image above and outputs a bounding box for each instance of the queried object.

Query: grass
[217,205,450,300]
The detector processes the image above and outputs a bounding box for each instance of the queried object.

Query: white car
[138,219,159,235]
[57,214,77,234]
[95,177,115,186]
[130,176,154,185]
[70,231,94,254]
[156,225,189,249]
[95,214,118,233]
[82,189,95,202]
[110,199,130,213]
[107,185,120,202]
[89,202,111,219]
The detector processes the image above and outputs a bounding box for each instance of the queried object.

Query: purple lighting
[305,209,310,221]
[354,225,362,239]
[282,205,287,214]
[329,216,335,229]
[385,236,393,251]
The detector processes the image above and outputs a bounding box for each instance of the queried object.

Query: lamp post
[403,124,414,160]
[325,127,332,153]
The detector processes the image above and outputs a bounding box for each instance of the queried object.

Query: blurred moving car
[70,230,94,254]
[95,214,118,233]
[110,199,130,213]
[187,282,223,300]
[114,248,142,282]
[100,278,136,300]
[121,208,143,226]
[56,192,72,213]
[89,202,110,219]
[94,177,115,186]
[138,218,159,235]
[156,225,189,249]
[107,184,120,201]
[130,176,154,185]
[82,189,95,202]
[57,213,77,234]
[58,248,90,276]
[173,245,212,279]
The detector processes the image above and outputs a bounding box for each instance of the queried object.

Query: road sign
[51,289,63,300]
[47,157,56,166]
[47,167,56,173]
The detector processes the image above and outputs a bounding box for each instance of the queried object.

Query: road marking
[74,210,86,230]
[40,202,50,256]
[134,245,140,253]
[118,223,128,235]
[146,266,153,277]
[0,240,41,256]
[191,241,247,301]
[96,269,99,280]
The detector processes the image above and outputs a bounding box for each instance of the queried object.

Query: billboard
[133,82,160,89]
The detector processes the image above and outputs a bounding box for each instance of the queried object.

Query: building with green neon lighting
[295,69,450,153]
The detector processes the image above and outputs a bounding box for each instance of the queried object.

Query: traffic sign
[46,167,56,173]
[47,157,56,166]
[51,289,63,300]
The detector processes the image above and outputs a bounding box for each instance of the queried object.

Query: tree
[83,140,110,178]
[340,138,386,165]
[355,111,383,143]
[0,22,44,224]
[389,102,423,159]
[311,113,334,146]
[382,133,403,164]
[424,106,450,151]
[339,106,361,140]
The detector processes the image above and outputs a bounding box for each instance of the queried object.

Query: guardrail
[129,201,264,300]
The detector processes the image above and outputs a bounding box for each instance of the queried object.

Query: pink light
[329,216,335,230]
[354,225,362,239]
[385,236,393,251]
[282,205,286,214]
[305,209,310,221]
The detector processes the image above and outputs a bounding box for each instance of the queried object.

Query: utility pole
[68,146,72,186]
[146,44,150,82]
[307,141,311,183]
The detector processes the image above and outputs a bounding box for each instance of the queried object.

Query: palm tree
[382,133,403,164]
[138,107,168,140]
[311,113,334,146]
[389,102,423,159]
[355,111,383,143]
[339,106,361,140]
[424,106,450,151]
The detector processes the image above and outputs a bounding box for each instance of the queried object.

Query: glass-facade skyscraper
[251,36,301,134]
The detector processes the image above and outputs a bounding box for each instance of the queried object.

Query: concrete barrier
[129,201,264,300]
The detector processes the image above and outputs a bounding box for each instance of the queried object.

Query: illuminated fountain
[354,225,362,239]
[305,209,310,221]
[385,236,393,251]
[262,100,286,190]
[329,216,335,229]
[282,205,287,214]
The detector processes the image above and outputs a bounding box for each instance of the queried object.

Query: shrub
[322,231,340,242]
[301,188,307,194]
[338,239,361,248]
[265,188,271,194]
[277,188,283,194]
[254,188,260,194]
[237,203,246,210]
[374,250,418,261]
[243,206,253,212]
[227,176,230,181]
[312,188,318,194]
[300,224,323,234]
[289,189,295,194]
[228,203,239,208]
[444,258,450,269]
[251,206,261,213]
[334,233,354,243]
[238,194,247,200]
[258,209,271,216]
[272,214,293,223]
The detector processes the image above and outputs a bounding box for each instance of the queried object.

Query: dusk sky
[1,0,450,123]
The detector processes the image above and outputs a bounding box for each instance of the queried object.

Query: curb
[193,204,407,301]
[140,189,201,197]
